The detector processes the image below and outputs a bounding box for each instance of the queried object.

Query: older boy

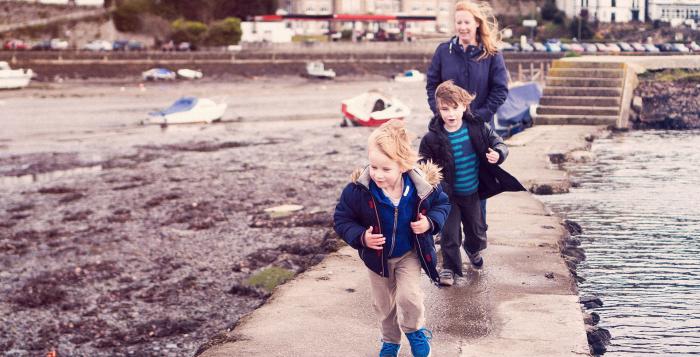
[419,80,525,286]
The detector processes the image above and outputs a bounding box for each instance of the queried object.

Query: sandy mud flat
[0,76,433,356]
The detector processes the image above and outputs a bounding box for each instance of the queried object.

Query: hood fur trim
[415,161,443,187]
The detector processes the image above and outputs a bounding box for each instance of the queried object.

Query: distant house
[557,0,699,22]
[10,0,104,6]
[556,0,645,22]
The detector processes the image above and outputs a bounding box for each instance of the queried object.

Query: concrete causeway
[199,125,603,357]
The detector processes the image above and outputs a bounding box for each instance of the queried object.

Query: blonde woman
[426,0,509,123]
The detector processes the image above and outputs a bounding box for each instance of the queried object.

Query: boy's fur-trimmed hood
[350,161,443,200]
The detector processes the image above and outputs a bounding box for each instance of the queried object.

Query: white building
[556,0,645,22]
[647,0,700,21]
[241,22,294,43]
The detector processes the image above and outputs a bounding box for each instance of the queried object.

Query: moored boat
[0,61,33,89]
[144,97,227,125]
[341,90,410,127]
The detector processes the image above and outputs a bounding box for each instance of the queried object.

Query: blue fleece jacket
[426,36,509,123]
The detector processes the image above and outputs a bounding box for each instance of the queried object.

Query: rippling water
[537,130,700,356]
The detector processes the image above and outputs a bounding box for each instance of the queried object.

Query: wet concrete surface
[0,77,434,356]
[199,126,597,357]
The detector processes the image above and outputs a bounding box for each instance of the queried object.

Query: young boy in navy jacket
[419,80,525,286]
[334,120,450,357]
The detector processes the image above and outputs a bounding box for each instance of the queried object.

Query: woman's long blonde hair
[455,1,501,60]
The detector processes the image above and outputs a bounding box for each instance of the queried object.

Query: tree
[212,0,277,20]
[171,19,209,44]
[113,0,151,32]
[206,17,242,46]
[541,0,559,21]
[569,17,594,40]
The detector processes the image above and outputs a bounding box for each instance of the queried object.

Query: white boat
[177,68,203,79]
[0,61,33,89]
[306,61,335,79]
[144,97,227,125]
[394,69,425,82]
[142,68,176,81]
[341,90,410,127]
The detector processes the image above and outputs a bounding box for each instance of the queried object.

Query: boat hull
[0,73,32,89]
[146,103,227,125]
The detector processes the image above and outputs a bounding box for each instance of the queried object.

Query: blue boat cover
[157,97,198,116]
[493,82,542,137]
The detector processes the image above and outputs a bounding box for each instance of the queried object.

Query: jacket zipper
[413,194,437,282]
[388,207,398,257]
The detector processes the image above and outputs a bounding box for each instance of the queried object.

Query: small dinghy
[177,68,203,79]
[341,90,410,127]
[0,61,33,89]
[306,61,335,79]
[394,69,425,82]
[142,68,176,81]
[144,97,227,125]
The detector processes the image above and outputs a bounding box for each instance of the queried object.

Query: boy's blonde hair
[454,1,501,60]
[435,80,476,109]
[368,119,418,172]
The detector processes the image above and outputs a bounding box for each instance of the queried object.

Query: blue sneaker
[405,328,432,357]
[379,341,401,357]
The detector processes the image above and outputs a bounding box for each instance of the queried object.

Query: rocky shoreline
[632,69,700,130]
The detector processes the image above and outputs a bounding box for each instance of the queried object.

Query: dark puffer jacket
[419,113,526,199]
[333,162,450,283]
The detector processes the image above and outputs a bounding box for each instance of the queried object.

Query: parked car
[671,43,690,53]
[82,40,112,51]
[532,42,547,52]
[644,43,660,53]
[50,38,69,50]
[161,41,176,52]
[520,43,534,52]
[545,42,561,52]
[569,43,585,53]
[606,43,621,52]
[595,43,608,52]
[177,42,193,51]
[582,43,597,52]
[112,40,129,51]
[31,40,52,51]
[617,42,634,52]
[3,39,29,50]
[630,42,646,52]
[500,42,515,51]
[127,40,145,51]
[688,41,700,52]
[657,43,673,52]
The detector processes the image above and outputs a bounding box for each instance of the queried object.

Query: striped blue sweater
[447,125,479,196]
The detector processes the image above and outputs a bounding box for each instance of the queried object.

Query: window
[611,0,616,7]
[611,12,616,22]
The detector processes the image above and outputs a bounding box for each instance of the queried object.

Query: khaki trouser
[368,249,425,344]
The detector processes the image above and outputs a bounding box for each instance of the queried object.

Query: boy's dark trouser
[441,192,487,276]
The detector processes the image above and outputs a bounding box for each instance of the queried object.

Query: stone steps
[546,77,623,88]
[534,114,619,125]
[550,61,625,70]
[540,96,621,107]
[542,86,622,97]
[547,68,624,78]
[536,59,627,126]
[537,105,620,116]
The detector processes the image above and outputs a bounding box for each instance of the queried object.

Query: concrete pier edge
[197,125,606,357]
